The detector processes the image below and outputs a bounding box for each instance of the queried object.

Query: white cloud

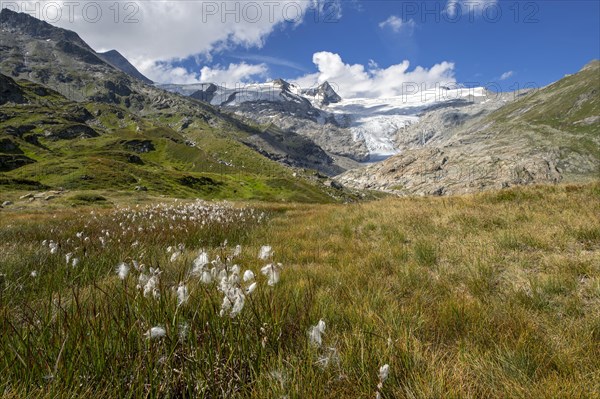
[139,62,200,85]
[379,16,416,34]
[10,1,337,79]
[199,62,268,85]
[500,71,514,80]
[293,52,456,98]
[445,0,498,18]
[139,61,268,85]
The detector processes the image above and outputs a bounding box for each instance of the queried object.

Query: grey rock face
[230,103,370,163]
[190,84,219,103]
[43,124,99,140]
[393,93,512,152]
[0,154,35,171]
[301,81,342,105]
[0,74,26,105]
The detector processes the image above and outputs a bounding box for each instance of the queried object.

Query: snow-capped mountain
[159,80,489,164]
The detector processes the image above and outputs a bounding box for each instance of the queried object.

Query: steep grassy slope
[339,61,600,195]
[488,60,599,176]
[0,182,598,397]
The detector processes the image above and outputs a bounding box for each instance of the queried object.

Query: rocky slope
[337,61,600,195]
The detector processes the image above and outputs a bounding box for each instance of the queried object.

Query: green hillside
[0,75,351,203]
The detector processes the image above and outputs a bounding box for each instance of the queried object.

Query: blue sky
[24,0,598,96]
[191,0,600,92]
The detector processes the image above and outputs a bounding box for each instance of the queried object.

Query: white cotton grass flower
[379,364,390,383]
[145,326,166,340]
[231,291,245,317]
[71,258,80,268]
[194,251,209,267]
[176,283,189,306]
[261,263,282,286]
[170,251,181,263]
[219,289,245,318]
[30,270,38,278]
[116,262,130,280]
[243,270,255,282]
[140,268,161,299]
[218,275,246,318]
[233,244,242,257]
[258,245,273,260]
[132,260,142,271]
[191,251,210,276]
[144,276,160,299]
[316,347,340,369]
[200,270,212,284]
[178,322,189,341]
[245,282,257,295]
[65,253,73,265]
[137,272,149,289]
[308,319,326,347]
[376,364,390,396]
[217,268,227,282]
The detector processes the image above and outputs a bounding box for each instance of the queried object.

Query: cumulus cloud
[378,16,416,34]
[445,0,498,18]
[8,1,336,79]
[293,52,456,98]
[499,71,514,80]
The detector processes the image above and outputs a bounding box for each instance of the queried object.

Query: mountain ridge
[0,9,360,201]
[97,49,154,85]
[0,8,345,176]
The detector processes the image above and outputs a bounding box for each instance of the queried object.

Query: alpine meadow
[1,2,599,398]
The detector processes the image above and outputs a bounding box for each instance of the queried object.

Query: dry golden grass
[1,183,599,397]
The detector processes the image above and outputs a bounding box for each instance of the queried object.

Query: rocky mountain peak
[0,8,90,50]
[317,81,342,105]
[272,78,291,91]
[301,80,342,106]
[97,49,154,84]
